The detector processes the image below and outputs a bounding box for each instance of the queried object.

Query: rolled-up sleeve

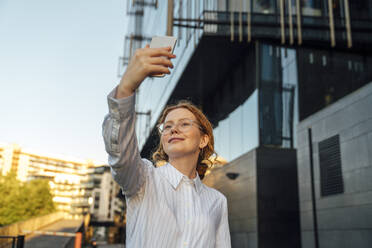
[216,197,231,248]
[102,87,147,197]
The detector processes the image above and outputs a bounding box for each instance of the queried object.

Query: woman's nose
[170,125,179,134]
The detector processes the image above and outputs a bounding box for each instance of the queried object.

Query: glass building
[118,1,372,247]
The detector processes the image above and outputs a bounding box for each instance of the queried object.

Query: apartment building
[89,166,124,222]
[120,0,372,247]
[0,143,99,219]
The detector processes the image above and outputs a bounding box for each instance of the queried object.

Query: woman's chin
[166,148,199,159]
[166,150,185,158]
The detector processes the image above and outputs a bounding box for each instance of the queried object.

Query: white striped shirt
[102,88,231,248]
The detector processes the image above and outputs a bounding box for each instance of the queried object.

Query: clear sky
[0,0,126,164]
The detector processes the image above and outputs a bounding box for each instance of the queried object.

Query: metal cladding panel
[297,82,372,248]
[256,147,301,248]
[203,149,258,248]
[204,146,301,248]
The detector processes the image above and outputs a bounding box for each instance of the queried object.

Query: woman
[102,45,231,248]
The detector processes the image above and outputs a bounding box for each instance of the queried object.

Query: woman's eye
[164,125,172,130]
[181,122,191,127]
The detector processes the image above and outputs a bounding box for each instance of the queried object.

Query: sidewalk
[24,219,82,248]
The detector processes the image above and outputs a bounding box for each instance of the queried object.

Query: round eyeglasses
[157,118,202,135]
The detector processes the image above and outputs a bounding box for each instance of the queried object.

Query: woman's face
[161,108,208,159]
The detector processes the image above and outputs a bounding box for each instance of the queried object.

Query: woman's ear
[199,134,209,149]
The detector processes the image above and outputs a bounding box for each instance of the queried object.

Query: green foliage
[0,172,55,226]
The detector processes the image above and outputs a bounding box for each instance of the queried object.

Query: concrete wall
[297,82,372,248]
[203,150,258,248]
[0,212,64,237]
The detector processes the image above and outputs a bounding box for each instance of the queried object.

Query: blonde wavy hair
[152,100,216,180]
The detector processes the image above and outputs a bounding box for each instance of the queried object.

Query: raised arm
[116,44,175,99]
[102,45,176,197]
[102,89,145,197]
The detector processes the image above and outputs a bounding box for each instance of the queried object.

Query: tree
[0,172,55,226]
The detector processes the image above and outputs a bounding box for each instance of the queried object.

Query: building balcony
[178,10,372,52]
[80,182,95,189]
[71,199,90,207]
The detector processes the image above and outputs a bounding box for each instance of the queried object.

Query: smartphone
[149,36,177,77]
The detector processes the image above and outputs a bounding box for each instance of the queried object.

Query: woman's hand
[116,44,176,98]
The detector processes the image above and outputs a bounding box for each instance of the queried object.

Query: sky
[0,0,127,164]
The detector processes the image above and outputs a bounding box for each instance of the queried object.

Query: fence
[0,212,64,248]
[0,235,24,248]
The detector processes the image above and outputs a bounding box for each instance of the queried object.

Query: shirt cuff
[107,86,136,120]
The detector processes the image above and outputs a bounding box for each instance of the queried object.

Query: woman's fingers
[148,57,174,68]
[147,65,171,75]
[117,45,175,97]
[143,46,176,58]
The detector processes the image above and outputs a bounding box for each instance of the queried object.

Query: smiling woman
[102,43,231,248]
[152,101,216,180]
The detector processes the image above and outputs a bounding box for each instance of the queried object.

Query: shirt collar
[158,162,203,194]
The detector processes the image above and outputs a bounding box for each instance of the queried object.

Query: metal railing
[0,236,24,248]
[169,0,372,50]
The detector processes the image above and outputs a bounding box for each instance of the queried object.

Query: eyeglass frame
[157,118,204,135]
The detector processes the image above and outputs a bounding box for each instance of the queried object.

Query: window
[349,0,372,21]
[301,0,323,16]
[258,45,298,148]
[253,0,276,14]
[298,49,372,121]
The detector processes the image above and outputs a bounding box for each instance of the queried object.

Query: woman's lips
[169,138,184,143]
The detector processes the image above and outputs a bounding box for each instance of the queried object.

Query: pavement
[24,219,82,248]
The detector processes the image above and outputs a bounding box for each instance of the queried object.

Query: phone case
[149,36,177,77]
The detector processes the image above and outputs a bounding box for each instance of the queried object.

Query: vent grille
[318,135,344,197]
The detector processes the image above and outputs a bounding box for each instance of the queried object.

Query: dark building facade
[119,0,372,247]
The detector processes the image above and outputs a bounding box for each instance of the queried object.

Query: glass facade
[259,44,298,149]
[302,0,323,16]
[298,48,372,120]
[253,0,276,14]
[259,45,284,147]
[349,1,372,20]
[122,0,370,161]
[299,0,372,19]
[212,44,299,162]
[281,47,299,148]
[214,90,259,162]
